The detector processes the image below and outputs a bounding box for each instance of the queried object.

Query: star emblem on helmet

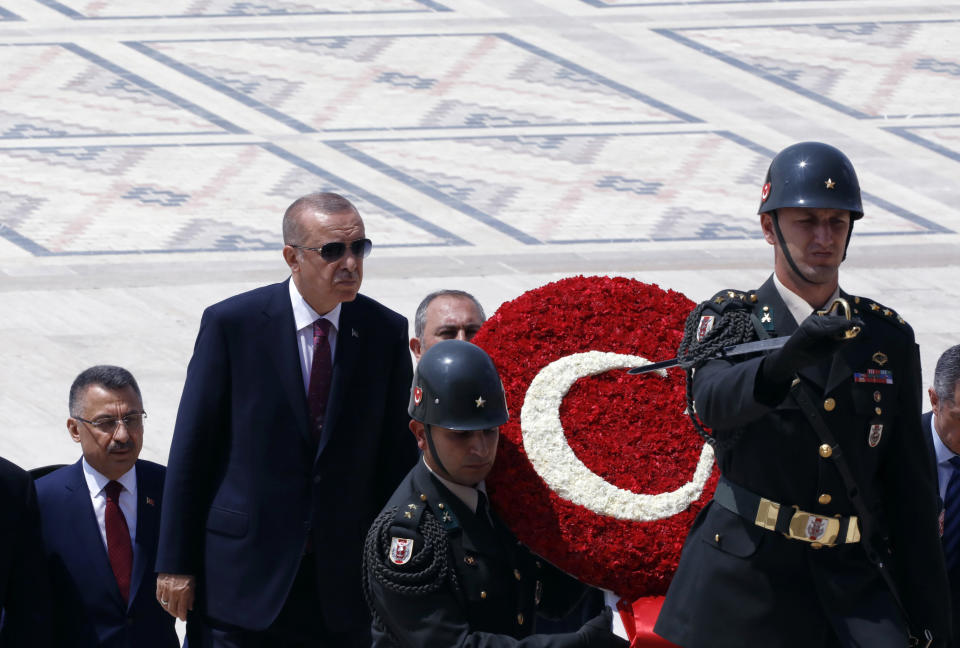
[824,178,836,189]
[475,396,486,408]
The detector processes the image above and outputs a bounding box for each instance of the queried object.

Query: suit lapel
[317,299,361,457]
[64,461,126,610]
[129,462,159,610]
[261,280,312,444]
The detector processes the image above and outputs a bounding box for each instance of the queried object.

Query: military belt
[713,476,861,548]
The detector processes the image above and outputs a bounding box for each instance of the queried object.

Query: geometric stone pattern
[130,34,696,132]
[36,0,448,19]
[0,143,459,255]
[659,21,960,118]
[887,125,960,162]
[331,131,946,244]
[0,43,239,138]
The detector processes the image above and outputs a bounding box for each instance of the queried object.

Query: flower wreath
[473,276,719,605]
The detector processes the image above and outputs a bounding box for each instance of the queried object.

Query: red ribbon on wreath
[473,276,717,644]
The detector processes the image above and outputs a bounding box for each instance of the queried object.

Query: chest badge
[389,537,414,565]
[872,352,888,367]
[868,424,883,448]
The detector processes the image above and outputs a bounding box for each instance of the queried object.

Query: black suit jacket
[655,276,950,647]
[0,456,52,647]
[35,459,178,648]
[924,410,960,647]
[157,280,417,632]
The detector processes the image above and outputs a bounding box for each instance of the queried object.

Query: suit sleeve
[883,340,951,643]
[373,315,418,508]
[1,472,53,648]
[156,307,230,574]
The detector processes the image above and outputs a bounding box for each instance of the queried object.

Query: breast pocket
[206,506,248,538]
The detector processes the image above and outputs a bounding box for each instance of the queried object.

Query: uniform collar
[772,272,840,326]
[421,456,487,514]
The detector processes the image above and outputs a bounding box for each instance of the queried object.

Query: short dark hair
[69,365,142,416]
[934,344,960,404]
[282,192,359,245]
[414,290,486,339]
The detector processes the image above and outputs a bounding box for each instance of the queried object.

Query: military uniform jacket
[655,275,951,648]
[364,460,589,648]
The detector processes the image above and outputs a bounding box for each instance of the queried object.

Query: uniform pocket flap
[702,505,765,558]
[206,506,248,537]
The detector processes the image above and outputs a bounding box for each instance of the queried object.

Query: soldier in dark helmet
[654,142,951,647]
[363,340,628,647]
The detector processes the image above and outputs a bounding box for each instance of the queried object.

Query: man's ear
[929,387,940,413]
[67,418,81,444]
[760,213,777,246]
[282,245,300,274]
[409,337,422,361]
[409,419,427,452]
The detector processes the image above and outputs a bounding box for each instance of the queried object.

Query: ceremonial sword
[627,297,860,376]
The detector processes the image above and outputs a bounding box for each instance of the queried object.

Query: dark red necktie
[307,319,333,442]
[104,480,132,603]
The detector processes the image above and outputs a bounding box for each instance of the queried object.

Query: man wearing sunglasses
[157,192,417,647]
[34,365,178,648]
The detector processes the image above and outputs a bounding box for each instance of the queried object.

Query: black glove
[761,313,864,387]
[576,607,629,647]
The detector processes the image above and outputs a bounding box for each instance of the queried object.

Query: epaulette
[850,295,911,330]
[703,288,759,314]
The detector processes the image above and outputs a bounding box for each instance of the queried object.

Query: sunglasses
[291,238,373,263]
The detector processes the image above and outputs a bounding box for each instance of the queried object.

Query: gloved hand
[761,313,864,386]
[576,607,630,647]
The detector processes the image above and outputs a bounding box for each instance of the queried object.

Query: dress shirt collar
[773,273,840,327]
[422,456,487,514]
[288,277,341,333]
[81,456,136,497]
[931,413,958,466]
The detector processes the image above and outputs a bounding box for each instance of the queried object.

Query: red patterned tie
[104,480,132,603]
[307,319,333,442]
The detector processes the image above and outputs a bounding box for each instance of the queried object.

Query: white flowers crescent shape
[520,351,714,522]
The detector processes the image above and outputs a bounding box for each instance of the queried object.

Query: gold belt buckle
[787,507,841,547]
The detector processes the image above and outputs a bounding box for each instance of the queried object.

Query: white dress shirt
[289,278,341,394]
[773,273,841,327]
[930,414,958,500]
[81,457,137,550]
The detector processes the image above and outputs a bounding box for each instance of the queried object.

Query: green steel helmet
[409,340,509,431]
[758,142,863,220]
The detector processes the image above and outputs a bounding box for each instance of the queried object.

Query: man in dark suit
[925,344,960,647]
[156,192,417,647]
[0,456,52,647]
[34,365,178,648]
[654,142,950,647]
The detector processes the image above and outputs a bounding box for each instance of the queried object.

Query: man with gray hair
[409,289,486,361]
[925,343,960,648]
[157,192,416,646]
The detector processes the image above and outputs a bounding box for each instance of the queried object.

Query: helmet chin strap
[771,210,814,285]
[423,423,451,478]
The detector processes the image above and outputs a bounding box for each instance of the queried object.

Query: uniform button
[420,493,427,501]
[819,444,833,458]
[438,503,445,510]
[514,569,522,581]
[714,534,721,543]
[517,613,525,625]
[873,391,882,402]
[811,542,823,550]
[464,555,476,566]
[818,494,832,505]
[480,591,487,599]
[875,407,882,416]
[823,398,836,412]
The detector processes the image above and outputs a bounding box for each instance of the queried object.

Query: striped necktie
[943,455,960,572]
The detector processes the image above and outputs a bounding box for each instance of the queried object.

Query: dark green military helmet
[409,340,508,430]
[758,141,863,220]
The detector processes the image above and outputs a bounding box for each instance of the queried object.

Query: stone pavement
[1,0,958,474]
